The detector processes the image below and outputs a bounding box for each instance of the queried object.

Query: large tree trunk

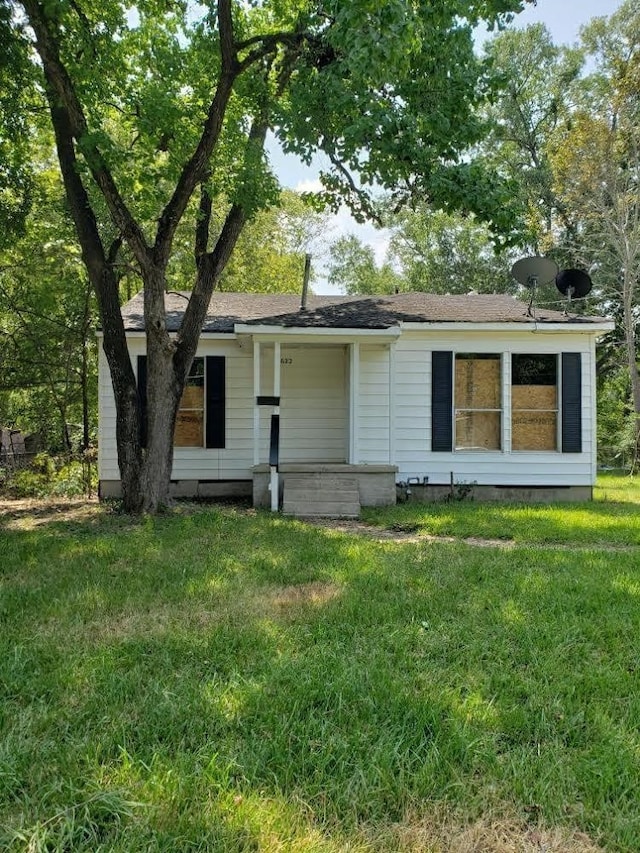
[139,268,183,511]
[100,273,146,513]
[140,352,182,512]
[80,280,93,451]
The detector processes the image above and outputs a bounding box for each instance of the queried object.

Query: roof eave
[399,320,615,335]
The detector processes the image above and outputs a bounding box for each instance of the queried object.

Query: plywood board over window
[455,410,501,449]
[512,354,558,451]
[175,358,205,447]
[175,407,204,446]
[455,355,501,450]
[455,357,501,409]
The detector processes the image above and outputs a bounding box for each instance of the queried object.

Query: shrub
[1,452,97,498]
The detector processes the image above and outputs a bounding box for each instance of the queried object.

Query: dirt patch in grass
[2,498,636,554]
[39,580,344,645]
[304,517,516,548]
[378,813,604,852]
[0,497,102,529]
[305,517,640,552]
[267,580,342,609]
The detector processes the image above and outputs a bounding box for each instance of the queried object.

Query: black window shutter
[432,351,453,452]
[206,356,225,448]
[561,352,582,453]
[137,355,147,448]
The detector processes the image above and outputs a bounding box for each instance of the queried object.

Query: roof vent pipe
[300,253,312,311]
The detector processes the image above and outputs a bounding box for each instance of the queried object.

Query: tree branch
[194,183,213,262]
[218,0,237,73]
[236,31,306,73]
[152,84,236,267]
[326,151,382,226]
[152,0,241,266]
[235,30,303,52]
[174,117,269,378]
[22,0,151,267]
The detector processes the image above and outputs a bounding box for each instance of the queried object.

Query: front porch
[245,328,399,515]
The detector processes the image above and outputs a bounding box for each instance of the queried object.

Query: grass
[362,473,640,547]
[0,476,639,851]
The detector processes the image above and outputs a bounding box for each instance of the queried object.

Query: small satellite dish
[511,256,559,288]
[555,268,592,299]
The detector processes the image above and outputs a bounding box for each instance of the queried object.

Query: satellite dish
[511,256,559,288]
[511,256,559,317]
[555,268,592,299]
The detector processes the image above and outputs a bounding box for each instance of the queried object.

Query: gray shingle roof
[120,290,607,332]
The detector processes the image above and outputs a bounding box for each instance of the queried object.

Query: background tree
[387,207,515,294]
[0,1,35,247]
[4,0,532,512]
[476,6,640,464]
[327,234,402,295]
[219,190,331,293]
[481,24,583,254]
[0,166,96,452]
[328,207,515,296]
[117,189,331,300]
[548,0,640,460]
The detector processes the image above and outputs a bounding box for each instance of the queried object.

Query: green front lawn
[363,473,640,547]
[1,477,639,851]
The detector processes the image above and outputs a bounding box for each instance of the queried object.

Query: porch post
[253,340,261,466]
[270,341,281,512]
[389,341,396,465]
[349,342,360,464]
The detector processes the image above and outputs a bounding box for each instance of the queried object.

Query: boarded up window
[511,354,557,451]
[174,357,205,447]
[454,354,501,450]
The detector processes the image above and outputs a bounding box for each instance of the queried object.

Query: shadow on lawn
[2,507,638,850]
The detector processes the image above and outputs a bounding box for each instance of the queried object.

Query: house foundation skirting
[99,466,398,507]
[397,483,593,503]
[98,479,253,500]
[100,474,590,506]
[252,464,398,509]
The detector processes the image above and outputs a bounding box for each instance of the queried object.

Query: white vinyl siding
[174,348,254,480]
[97,344,120,481]
[393,339,431,472]
[357,345,390,463]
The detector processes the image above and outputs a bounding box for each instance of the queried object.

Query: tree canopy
[3,0,535,510]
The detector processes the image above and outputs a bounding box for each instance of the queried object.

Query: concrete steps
[282,475,360,518]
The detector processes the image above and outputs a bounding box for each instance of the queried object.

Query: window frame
[174,356,206,448]
[453,352,503,452]
[137,354,226,450]
[430,350,583,456]
[510,353,559,453]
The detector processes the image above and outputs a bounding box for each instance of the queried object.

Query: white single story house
[97,291,614,515]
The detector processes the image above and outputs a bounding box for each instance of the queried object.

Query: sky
[269,0,626,293]
[512,0,623,43]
